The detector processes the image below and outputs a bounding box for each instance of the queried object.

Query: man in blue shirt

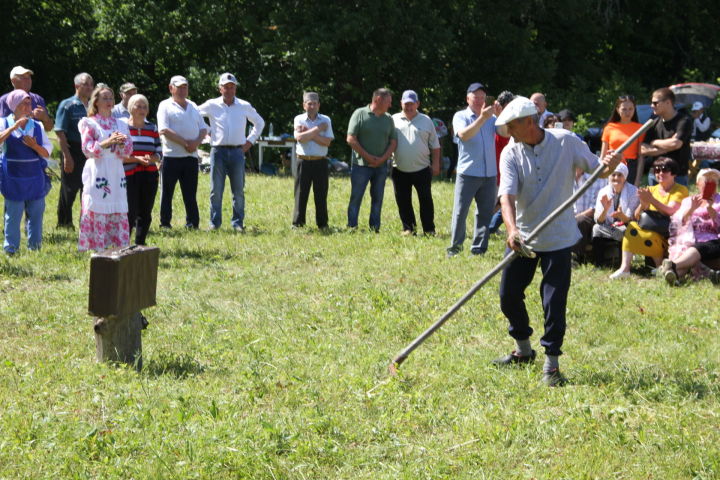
[55,72,94,228]
[447,82,497,257]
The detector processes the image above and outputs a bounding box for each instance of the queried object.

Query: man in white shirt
[292,92,333,229]
[391,90,440,235]
[157,75,207,229]
[198,73,265,231]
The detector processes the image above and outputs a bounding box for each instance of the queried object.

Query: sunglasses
[618,95,635,101]
[651,98,666,106]
[654,165,672,173]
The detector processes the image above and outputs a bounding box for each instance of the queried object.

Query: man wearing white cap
[112,82,138,119]
[690,101,712,142]
[0,66,53,131]
[447,82,497,257]
[157,75,207,229]
[391,89,440,235]
[198,73,265,232]
[492,96,621,386]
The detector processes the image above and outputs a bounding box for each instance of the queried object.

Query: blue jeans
[347,164,387,230]
[488,209,504,234]
[4,197,45,253]
[210,147,245,228]
[499,247,572,356]
[647,172,688,187]
[448,174,497,253]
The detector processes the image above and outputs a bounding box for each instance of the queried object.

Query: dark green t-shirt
[347,106,397,166]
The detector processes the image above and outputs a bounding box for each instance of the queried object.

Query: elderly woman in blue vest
[0,90,52,255]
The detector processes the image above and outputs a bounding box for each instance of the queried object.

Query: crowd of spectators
[1,65,718,287]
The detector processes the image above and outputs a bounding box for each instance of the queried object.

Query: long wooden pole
[389,119,654,372]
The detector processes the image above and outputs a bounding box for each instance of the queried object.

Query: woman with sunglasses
[660,168,720,285]
[610,157,688,279]
[600,95,645,185]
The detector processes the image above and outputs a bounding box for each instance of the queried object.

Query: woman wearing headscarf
[591,162,639,266]
[0,89,52,254]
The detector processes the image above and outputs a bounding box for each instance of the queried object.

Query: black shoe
[492,349,537,366]
[541,368,567,387]
[709,269,720,285]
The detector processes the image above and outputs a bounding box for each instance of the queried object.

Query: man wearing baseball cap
[111,82,138,119]
[391,89,440,235]
[493,96,621,386]
[447,82,497,257]
[690,101,712,142]
[198,73,265,232]
[0,66,53,131]
[157,75,207,229]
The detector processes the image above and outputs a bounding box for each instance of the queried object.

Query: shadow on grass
[162,246,235,261]
[0,260,34,278]
[143,352,206,378]
[577,366,717,400]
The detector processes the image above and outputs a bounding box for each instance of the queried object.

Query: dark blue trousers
[499,246,572,356]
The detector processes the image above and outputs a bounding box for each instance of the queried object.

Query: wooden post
[88,246,159,370]
[94,312,144,370]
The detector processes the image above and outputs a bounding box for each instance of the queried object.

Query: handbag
[638,210,670,237]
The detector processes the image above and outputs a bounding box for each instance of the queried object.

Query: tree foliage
[3,0,719,154]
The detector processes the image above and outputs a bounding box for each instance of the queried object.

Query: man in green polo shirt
[346,88,397,232]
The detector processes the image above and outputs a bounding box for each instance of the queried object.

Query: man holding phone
[447,82,497,257]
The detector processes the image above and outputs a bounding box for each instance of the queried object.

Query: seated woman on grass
[591,162,638,266]
[660,168,720,285]
[610,157,688,279]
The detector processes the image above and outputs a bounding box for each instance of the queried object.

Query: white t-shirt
[156,98,207,158]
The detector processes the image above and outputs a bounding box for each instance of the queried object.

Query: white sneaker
[609,270,631,280]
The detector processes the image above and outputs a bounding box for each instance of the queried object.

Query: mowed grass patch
[0,170,718,479]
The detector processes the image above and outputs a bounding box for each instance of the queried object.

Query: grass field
[1,170,718,479]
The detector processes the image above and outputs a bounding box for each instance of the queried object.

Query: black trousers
[572,213,595,262]
[293,159,329,228]
[160,156,199,228]
[126,170,159,245]
[391,166,435,233]
[57,141,87,227]
[499,247,572,356]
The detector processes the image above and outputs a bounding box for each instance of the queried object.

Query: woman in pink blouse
[77,84,133,251]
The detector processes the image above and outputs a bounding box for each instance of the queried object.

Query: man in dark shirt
[640,87,692,186]
[55,72,94,228]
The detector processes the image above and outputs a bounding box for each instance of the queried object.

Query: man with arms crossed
[447,82,496,257]
[293,91,333,229]
[198,73,264,232]
[346,88,397,232]
[391,90,440,235]
[157,75,207,229]
[493,97,621,386]
[640,87,692,186]
[55,72,94,228]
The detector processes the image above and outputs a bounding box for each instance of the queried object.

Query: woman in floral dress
[78,84,133,251]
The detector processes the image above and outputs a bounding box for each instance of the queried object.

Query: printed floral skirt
[78,210,130,252]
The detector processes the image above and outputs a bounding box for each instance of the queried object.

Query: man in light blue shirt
[447,82,497,257]
[493,96,621,386]
[293,92,333,228]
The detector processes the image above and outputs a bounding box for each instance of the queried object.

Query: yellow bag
[622,221,667,258]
